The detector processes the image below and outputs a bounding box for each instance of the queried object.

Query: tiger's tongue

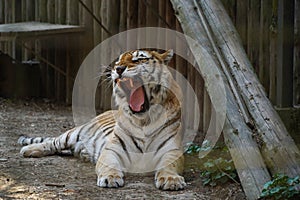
[130,86,144,112]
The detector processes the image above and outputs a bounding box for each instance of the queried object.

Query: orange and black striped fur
[18,49,186,190]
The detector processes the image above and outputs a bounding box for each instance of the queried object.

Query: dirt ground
[0,98,246,200]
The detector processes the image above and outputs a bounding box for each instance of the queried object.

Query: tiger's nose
[116,66,126,76]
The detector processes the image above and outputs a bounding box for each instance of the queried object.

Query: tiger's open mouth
[115,77,149,113]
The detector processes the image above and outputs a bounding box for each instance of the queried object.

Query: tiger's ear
[160,49,174,64]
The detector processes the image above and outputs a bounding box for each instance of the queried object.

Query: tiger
[18,49,186,190]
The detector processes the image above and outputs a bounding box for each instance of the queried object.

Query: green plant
[185,141,239,186]
[260,174,300,200]
[200,157,238,186]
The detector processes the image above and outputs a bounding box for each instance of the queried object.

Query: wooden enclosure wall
[0,0,299,136]
[0,0,207,137]
[221,0,300,108]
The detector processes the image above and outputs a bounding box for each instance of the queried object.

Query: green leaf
[270,186,283,194]
[203,161,214,168]
[202,178,211,186]
[263,181,273,190]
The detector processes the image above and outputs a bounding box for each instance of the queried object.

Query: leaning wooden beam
[197,0,300,176]
[170,1,270,199]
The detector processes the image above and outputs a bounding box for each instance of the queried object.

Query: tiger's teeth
[129,78,134,88]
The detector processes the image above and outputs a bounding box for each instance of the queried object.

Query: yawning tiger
[18,49,186,190]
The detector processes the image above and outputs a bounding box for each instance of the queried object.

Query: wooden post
[276,0,294,107]
[171,1,271,198]
[171,0,300,198]
[202,0,300,174]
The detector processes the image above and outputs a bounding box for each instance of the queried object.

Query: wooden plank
[25,0,35,60]
[137,0,146,47]
[65,0,79,103]
[55,0,67,102]
[276,0,294,107]
[247,0,260,75]
[165,0,176,71]
[146,0,158,46]
[236,0,248,49]
[194,69,204,139]
[78,0,94,110]
[14,0,22,61]
[66,0,79,25]
[38,0,47,22]
[269,1,277,104]
[221,0,237,24]
[0,0,4,24]
[0,22,84,41]
[103,0,119,111]
[47,0,55,23]
[4,0,13,56]
[15,0,21,22]
[55,0,66,24]
[0,0,3,50]
[295,0,300,106]
[107,0,119,35]
[93,0,101,45]
[158,0,166,28]
[119,0,127,31]
[25,0,35,21]
[259,0,272,94]
[99,0,109,112]
[126,0,138,51]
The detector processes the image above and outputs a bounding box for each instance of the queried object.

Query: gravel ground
[0,98,246,200]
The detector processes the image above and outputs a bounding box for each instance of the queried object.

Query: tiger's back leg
[18,111,115,161]
[18,127,85,158]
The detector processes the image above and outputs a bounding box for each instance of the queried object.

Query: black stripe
[76,126,85,142]
[52,140,58,152]
[86,122,99,133]
[131,136,143,153]
[30,138,34,144]
[146,116,180,149]
[40,137,44,143]
[91,127,113,160]
[103,128,114,137]
[115,134,127,152]
[155,133,176,155]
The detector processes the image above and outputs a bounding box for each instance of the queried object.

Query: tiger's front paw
[155,173,186,190]
[97,171,124,188]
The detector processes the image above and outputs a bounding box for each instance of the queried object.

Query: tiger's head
[111,49,182,120]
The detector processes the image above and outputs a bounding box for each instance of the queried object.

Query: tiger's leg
[95,148,125,188]
[18,127,84,158]
[155,150,186,190]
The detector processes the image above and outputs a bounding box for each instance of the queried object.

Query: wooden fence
[222,0,300,108]
[0,0,299,136]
